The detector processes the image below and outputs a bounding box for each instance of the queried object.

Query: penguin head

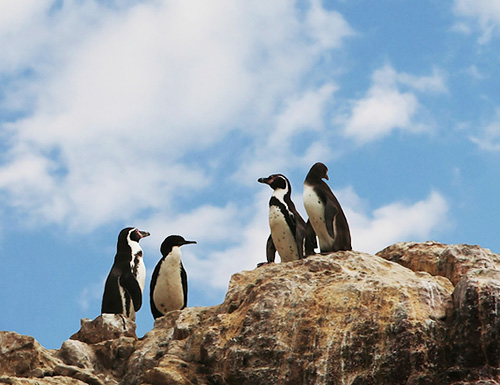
[258,174,291,191]
[117,227,151,249]
[306,162,329,181]
[161,235,197,257]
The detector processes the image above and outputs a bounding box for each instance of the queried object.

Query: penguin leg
[266,234,276,263]
[257,235,276,267]
[304,219,318,256]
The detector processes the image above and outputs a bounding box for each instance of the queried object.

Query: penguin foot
[256,262,271,268]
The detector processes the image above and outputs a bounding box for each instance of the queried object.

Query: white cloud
[306,0,355,51]
[237,83,338,180]
[0,1,354,231]
[79,277,106,312]
[469,108,500,151]
[139,190,271,291]
[76,181,450,308]
[142,186,450,293]
[270,83,337,146]
[453,0,500,43]
[341,65,446,144]
[396,68,448,94]
[342,189,450,254]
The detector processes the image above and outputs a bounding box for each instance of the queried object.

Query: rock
[377,241,500,285]
[1,315,136,384]
[125,251,454,385]
[70,314,137,344]
[58,340,97,370]
[61,315,137,380]
[3,243,500,385]
[446,269,500,369]
[0,332,60,378]
[378,242,500,384]
[0,377,89,384]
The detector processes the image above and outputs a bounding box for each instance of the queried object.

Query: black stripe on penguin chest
[269,197,296,233]
[132,251,142,277]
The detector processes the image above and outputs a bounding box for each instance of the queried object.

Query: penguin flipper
[304,219,318,256]
[266,235,276,263]
[324,201,338,239]
[181,263,188,309]
[120,272,143,312]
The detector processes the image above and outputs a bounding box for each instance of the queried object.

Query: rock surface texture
[1,242,500,385]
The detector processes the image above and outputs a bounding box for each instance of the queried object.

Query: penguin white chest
[153,248,185,314]
[303,184,335,250]
[269,205,299,262]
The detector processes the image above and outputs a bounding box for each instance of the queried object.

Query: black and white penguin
[150,235,196,319]
[101,227,150,320]
[258,174,315,265]
[303,162,352,253]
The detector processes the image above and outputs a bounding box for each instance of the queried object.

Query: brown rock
[58,339,97,370]
[446,270,500,368]
[124,251,454,385]
[3,243,500,385]
[378,242,500,384]
[0,377,88,384]
[377,241,500,285]
[0,332,59,378]
[70,314,137,344]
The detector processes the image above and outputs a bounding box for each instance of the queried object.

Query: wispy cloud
[340,65,446,144]
[469,108,500,151]
[78,276,106,312]
[0,1,354,231]
[142,185,451,294]
[342,189,450,254]
[453,0,500,43]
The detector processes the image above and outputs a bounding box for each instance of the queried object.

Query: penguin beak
[183,240,197,245]
[258,176,272,185]
[138,230,151,238]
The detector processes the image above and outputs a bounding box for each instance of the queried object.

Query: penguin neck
[130,241,143,259]
[165,246,182,267]
[130,241,145,291]
[272,188,295,211]
[272,188,290,202]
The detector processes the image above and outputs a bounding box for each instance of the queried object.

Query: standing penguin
[258,174,315,265]
[303,162,352,253]
[150,235,196,319]
[101,227,150,320]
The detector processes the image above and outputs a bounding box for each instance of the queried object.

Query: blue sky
[1,0,499,349]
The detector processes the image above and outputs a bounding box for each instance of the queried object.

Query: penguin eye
[129,229,140,242]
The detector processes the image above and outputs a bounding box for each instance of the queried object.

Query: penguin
[258,173,315,265]
[101,227,150,320]
[303,162,352,253]
[150,235,196,319]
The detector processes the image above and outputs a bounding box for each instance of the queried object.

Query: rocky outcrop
[0,315,137,385]
[1,242,500,385]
